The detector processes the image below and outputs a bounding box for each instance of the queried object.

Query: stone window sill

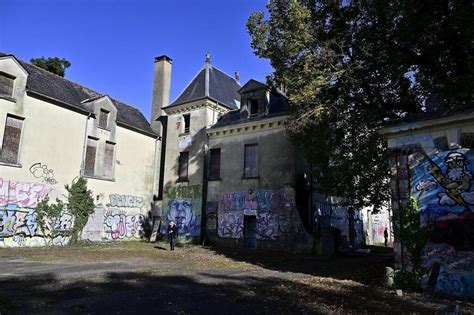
[0,95,16,103]
[83,175,115,182]
[0,161,22,168]
[242,176,259,180]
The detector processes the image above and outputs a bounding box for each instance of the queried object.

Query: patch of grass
[27,254,58,262]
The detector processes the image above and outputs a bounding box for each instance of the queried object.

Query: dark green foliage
[399,198,432,276]
[247,0,473,209]
[30,56,71,77]
[35,196,65,244]
[393,270,420,291]
[65,177,95,244]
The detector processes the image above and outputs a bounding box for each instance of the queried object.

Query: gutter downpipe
[80,113,92,176]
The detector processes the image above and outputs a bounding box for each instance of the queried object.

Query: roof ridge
[19,56,143,110]
[209,64,241,86]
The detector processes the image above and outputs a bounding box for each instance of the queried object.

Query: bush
[393,270,420,290]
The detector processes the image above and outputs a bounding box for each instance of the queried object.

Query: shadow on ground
[206,244,395,286]
[0,267,442,314]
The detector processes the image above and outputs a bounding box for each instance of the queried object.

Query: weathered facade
[380,111,474,298]
[0,53,158,247]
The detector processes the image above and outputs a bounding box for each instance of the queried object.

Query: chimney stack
[234,70,240,82]
[151,55,172,133]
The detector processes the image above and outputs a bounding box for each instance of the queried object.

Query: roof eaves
[26,89,93,116]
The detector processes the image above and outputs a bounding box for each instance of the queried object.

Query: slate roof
[211,80,289,129]
[168,61,241,110]
[0,52,156,137]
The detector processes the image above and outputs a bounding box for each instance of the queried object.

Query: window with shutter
[0,115,23,164]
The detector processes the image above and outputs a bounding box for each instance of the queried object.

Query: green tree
[247,0,473,209]
[66,177,95,244]
[30,56,71,77]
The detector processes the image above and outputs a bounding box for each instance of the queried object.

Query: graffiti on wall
[313,201,364,248]
[218,189,294,241]
[206,202,218,233]
[0,178,51,208]
[0,204,73,247]
[29,162,57,185]
[100,194,147,241]
[103,211,145,240]
[411,149,474,297]
[161,185,202,241]
[108,195,144,208]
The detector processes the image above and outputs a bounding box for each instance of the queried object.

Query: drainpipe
[201,143,209,245]
[80,113,92,176]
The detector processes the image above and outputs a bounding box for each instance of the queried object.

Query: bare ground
[0,242,472,314]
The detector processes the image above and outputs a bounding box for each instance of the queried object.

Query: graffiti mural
[29,162,57,185]
[103,211,145,240]
[0,178,51,208]
[161,185,202,241]
[0,204,73,247]
[108,195,144,208]
[218,189,295,241]
[411,149,474,297]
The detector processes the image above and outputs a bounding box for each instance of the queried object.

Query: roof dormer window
[99,109,109,129]
[248,98,259,116]
[0,72,15,98]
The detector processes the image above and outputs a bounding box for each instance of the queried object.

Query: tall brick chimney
[151,55,172,133]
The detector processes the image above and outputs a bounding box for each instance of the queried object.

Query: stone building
[0,53,158,247]
[152,55,313,250]
[380,110,474,298]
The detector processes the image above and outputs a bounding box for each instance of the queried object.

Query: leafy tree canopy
[247,0,473,210]
[31,56,71,77]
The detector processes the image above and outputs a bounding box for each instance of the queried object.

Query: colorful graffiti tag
[0,178,72,247]
[411,149,474,297]
[0,204,73,247]
[218,189,294,241]
[0,178,51,208]
[102,194,146,241]
[103,212,145,240]
[161,185,202,241]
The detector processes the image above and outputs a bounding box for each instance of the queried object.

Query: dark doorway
[243,215,257,249]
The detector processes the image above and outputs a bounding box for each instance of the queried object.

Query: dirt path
[0,242,472,314]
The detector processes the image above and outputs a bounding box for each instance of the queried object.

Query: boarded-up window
[0,72,15,97]
[461,133,474,149]
[104,141,115,178]
[84,137,98,176]
[178,151,189,181]
[0,115,23,164]
[183,114,190,133]
[209,148,221,179]
[99,109,109,129]
[244,144,258,178]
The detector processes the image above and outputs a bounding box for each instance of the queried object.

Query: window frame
[98,109,110,129]
[0,114,24,166]
[0,71,16,98]
[83,136,99,177]
[103,141,116,179]
[183,114,191,134]
[209,148,221,180]
[248,98,259,116]
[243,143,259,179]
[178,151,189,182]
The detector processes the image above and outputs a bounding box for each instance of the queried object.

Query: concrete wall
[160,100,223,242]
[382,114,474,298]
[206,120,313,252]
[0,58,156,247]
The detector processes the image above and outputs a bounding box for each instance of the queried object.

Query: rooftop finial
[205,52,211,64]
[235,70,240,82]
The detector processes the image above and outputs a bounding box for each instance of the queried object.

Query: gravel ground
[0,242,472,314]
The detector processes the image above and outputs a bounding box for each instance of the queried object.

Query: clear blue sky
[0,0,272,119]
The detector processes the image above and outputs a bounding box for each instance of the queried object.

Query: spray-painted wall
[160,185,202,242]
[0,58,156,247]
[381,113,474,298]
[411,149,474,297]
